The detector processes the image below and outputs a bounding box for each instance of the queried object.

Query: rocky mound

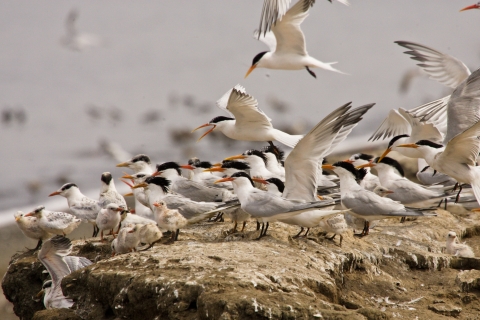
[3,208,480,319]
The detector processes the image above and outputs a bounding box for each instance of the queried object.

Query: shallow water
[1,1,479,215]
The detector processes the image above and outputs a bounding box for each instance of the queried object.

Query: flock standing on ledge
[12,0,480,311]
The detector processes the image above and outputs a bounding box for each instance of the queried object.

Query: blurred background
[1,1,480,318]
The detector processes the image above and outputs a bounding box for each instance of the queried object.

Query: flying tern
[257,0,349,38]
[247,0,345,78]
[37,236,92,309]
[397,68,480,204]
[193,85,303,148]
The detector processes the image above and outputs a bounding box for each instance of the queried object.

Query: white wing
[445,67,480,144]
[253,29,277,51]
[398,108,443,143]
[283,102,374,201]
[368,109,410,141]
[38,236,72,287]
[395,41,471,89]
[257,0,292,37]
[64,256,93,272]
[440,120,480,167]
[226,87,272,130]
[272,0,311,56]
[215,84,246,116]
[407,96,449,134]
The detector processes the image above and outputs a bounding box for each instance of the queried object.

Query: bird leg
[230,221,238,234]
[304,228,310,237]
[339,235,343,247]
[293,227,305,238]
[326,234,336,241]
[452,182,459,192]
[256,221,261,230]
[26,239,43,251]
[455,184,463,203]
[174,229,180,241]
[241,221,247,233]
[212,212,224,222]
[263,222,269,237]
[306,66,317,78]
[400,217,406,223]
[100,230,105,242]
[256,223,265,240]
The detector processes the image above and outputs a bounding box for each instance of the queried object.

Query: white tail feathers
[272,129,304,148]
[470,168,480,206]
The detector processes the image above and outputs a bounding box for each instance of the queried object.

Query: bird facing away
[14,211,53,251]
[446,231,474,258]
[37,236,92,309]
[247,0,345,78]
[193,85,303,148]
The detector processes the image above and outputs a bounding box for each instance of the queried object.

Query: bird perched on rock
[152,201,188,241]
[25,206,81,236]
[37,236,92,309]
[137,223,163,250]
[14,211,53,250]
[49,183,101,237]
[96,203,125,241]
[98,172,127,209]
[446,231,474,258]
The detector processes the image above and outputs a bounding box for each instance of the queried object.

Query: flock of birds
[11,0,480,311]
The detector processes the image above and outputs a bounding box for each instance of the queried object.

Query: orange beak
[153,202,161,208]
[252,177,268,184]
[116,161,130,168]
[321,164,335,171]
[132,182,148,189]
[124,192,134,197]
[203,167,225,173]
[343,159,354,164]
[48,191,60,197]
[214,177,234,184]
[24,212,34,217]
[396,143,419,149]
[192,123,216,142]
[121,173,135,180]
[180,165,195,170]
[224,154,247,161]
[384,190,394,195]
[460,4,479,11]
[245,64,257,78]
[152,171,161,177]
[356,163,375,169]
[377,147,392,163]
[121,179,134,188]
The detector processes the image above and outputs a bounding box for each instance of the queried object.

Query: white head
[49,182,80,198]
[446,231,457,243]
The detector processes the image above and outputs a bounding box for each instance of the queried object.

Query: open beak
[132,182,148,189]
[460,4,479,11]
[245,64,257,78]
[224,154,247,161]
[204,167,225,173]
[321,164,335,171]
[180,165,195,170]
[214,177,234,184]
[252,177,268,184]
[192,123,216,142]
[48,191,60,197]
[116,161,130,168]
[396,143,419,149]
[121,179,134,189]
[356,163,375,169]
[377,147,392,163]
[121,173,135,180]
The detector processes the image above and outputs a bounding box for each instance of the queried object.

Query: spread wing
[215,84,246,117]
[395,40,471,89]
[272,0,311,56]
[445,67,480,144]
[368,109,410,141]
[440,120,480,167]
[398,108,443,143]
[226,86,272,130]
[38,236,72,286]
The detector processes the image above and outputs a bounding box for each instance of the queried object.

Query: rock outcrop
[3,208,480,319]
